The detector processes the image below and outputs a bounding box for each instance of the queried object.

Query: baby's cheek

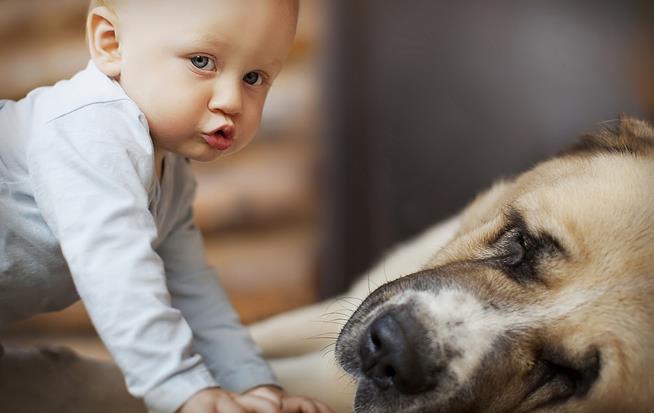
[149,104,197,137]
[153,86,202,122]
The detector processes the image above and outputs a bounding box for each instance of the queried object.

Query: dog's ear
[563,116,654,157]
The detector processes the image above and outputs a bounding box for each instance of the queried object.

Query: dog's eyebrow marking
[487,208,531,246]
[503,209,531,237]
[507,209,569,259]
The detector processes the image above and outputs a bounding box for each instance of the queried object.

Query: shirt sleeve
[157,162,279,393]
[27,103,217,413]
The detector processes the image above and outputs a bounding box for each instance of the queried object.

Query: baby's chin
[191,147,239,162]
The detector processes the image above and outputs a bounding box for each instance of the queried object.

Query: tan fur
[252,117,654,412]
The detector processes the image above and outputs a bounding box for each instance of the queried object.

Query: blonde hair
[90,0,297,11]
[86,0,298,36]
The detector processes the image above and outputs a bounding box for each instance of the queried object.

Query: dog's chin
[355,380,394,413]
[353,378,466,413]
[354,379,424,413]
[353,379,385,413]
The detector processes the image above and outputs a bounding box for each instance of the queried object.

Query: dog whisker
[306,334,339,340]
[335,299,361,309]
[319,343,336,353]
[340,296,363,302]
[320,311,353,318]
[315,320,347,326]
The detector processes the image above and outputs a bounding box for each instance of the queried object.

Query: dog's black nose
[359,309,437,394]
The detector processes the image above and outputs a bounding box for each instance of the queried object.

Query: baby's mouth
[202,125,235,151]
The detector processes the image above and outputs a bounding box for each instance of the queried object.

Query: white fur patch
[393,289,507,388]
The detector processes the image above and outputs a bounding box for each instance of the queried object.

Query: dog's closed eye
[492,224,566,285]
[502,231,527,267]
[495,229,540,283]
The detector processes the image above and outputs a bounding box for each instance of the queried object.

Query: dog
[251,117,654,413]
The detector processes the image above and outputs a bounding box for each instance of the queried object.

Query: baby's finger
[216,395,248,413]
[234,393,281,413]
[281,397,318,413]
[246,387,283,406]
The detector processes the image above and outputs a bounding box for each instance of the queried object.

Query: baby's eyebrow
[190,33,229,49]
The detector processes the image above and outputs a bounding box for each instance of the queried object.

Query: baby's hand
[237,386,334,413]
[280,395,333,413]
[176,387,281,413]
[177,385,334,413]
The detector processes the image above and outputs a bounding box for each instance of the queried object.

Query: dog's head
[336,118,654,413]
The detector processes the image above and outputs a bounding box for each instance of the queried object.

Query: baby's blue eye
[190,55,215,71]
[243,71,263,86]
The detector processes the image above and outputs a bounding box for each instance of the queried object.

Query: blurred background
[1,0,653,360]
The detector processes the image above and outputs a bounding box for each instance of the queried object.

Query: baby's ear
[87,7,122,78]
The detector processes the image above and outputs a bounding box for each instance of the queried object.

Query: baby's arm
[28,107,216,413]
[156,162,278,392]
[158,163,333,413]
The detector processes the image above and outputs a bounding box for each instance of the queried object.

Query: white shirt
[0,61,277,413]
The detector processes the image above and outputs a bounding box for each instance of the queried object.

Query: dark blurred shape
[320,0,654,297]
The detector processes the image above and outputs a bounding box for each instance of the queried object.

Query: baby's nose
[208,79,242,115]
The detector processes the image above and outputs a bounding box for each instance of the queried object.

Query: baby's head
[87,0,298,161]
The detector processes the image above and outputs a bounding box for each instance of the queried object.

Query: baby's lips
[202,132,233,150]
[208,124,235,141]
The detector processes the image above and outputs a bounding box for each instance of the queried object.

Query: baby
[0,1,331,412]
